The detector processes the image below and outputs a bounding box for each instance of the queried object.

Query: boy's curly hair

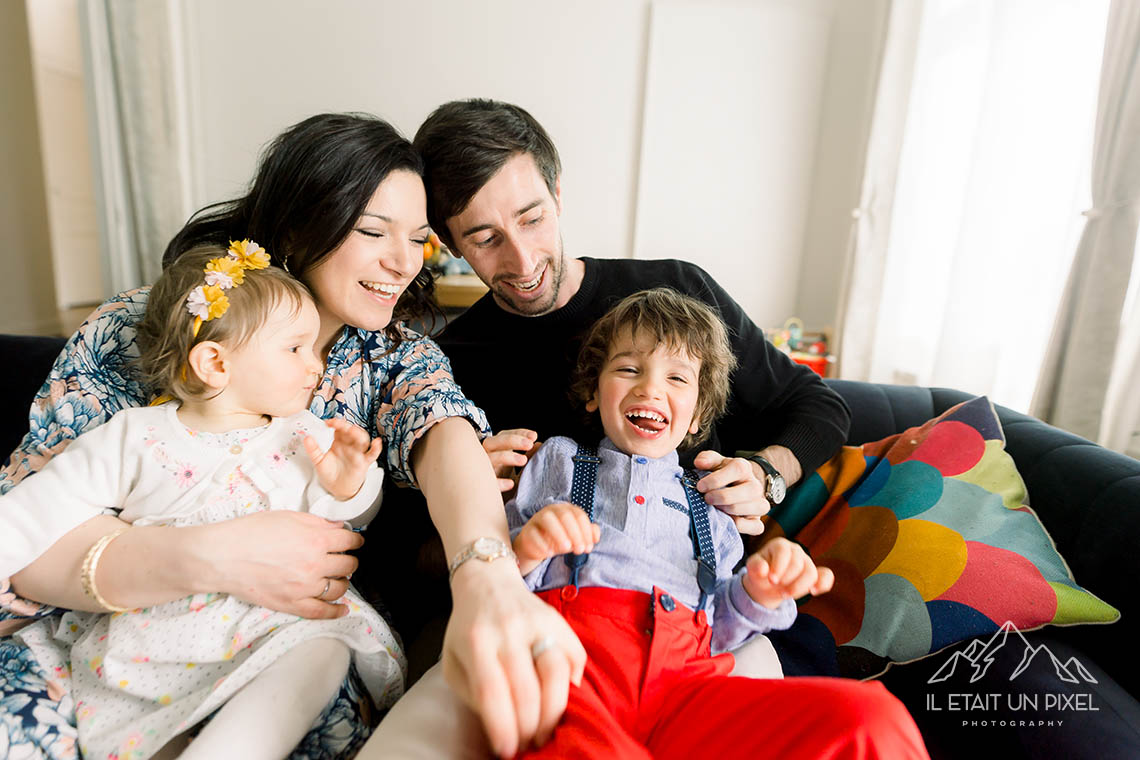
[136,245,314,402]
[570,288,737,450]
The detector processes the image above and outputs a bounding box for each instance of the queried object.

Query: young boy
[506,288,929,759]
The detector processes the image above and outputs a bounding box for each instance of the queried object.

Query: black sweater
[438,258,850,474]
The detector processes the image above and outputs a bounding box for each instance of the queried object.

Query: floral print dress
[0,288,490,760]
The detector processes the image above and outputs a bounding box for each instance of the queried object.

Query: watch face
[769,476,786,504]
[473,537,501,557]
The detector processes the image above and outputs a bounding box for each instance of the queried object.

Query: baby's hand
[513,502,601,575]
[304,418,383,502]
[742,537,834,609]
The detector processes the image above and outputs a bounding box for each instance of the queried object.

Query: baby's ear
[187,341,228,390]
[585,393,599,413]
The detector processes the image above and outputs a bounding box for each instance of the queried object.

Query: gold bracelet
[80,528,132,613]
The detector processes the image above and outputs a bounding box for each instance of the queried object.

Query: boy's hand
[482,428,541,492]
[513,502,601,576]
[304,418,383,501]
[742,537,834,609]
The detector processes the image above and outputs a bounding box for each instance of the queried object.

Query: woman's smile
[303,170,429,350]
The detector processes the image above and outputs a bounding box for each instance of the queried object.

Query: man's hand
[442,559,587,757]
[742,537,834,609]
[482,428,540,492]
[692,450,770,534]
[693,446,803,534]
[304,418,383,501]
[513,503,601,575]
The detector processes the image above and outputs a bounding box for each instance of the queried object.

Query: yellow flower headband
[185,239,271,337]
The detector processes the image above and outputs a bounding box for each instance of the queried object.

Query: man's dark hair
[414,99,561,249]
[162,113,435,347]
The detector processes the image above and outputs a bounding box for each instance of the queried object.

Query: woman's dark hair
[163,113,436,345]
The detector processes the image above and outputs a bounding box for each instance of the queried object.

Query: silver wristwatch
[747,454,787,505]
[448,537,517,581]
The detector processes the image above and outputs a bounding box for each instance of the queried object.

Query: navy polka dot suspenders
[566,443,718,611]
[565,445,602,588]
[679,469,719,611]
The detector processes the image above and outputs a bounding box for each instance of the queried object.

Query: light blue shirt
[506,436,796,654]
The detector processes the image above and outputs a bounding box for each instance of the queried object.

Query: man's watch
[448,537,517,581]
[747,455,787,505]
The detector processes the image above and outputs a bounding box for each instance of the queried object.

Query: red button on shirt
[634,495,645,505]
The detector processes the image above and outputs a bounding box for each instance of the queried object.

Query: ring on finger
[530,635,556,660]
[316,578,332,601]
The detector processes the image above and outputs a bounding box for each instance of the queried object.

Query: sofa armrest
[992,403,1139,695]
[1,334,67,463]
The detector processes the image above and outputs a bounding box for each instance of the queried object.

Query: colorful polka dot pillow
[761,396,1119,680]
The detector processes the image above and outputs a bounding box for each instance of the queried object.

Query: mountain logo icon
[927,621,1098,685]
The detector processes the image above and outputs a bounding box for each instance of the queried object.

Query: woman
[0,113,580,759]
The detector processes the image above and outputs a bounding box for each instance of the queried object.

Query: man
[417,99,850,522]
[368,99,854,758]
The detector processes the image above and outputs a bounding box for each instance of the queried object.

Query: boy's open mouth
[625,408,667,435]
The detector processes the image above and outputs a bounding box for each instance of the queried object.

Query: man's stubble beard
[494,237,566,317]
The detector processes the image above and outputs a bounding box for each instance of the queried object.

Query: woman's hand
[198,510,363,618]
[442,558,586,758]
[10,510,362,618]
[413,417,585,756]
[482,428,540,492]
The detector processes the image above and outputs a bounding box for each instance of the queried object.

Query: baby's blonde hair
[136,246,313,402]
[570,288,737,450]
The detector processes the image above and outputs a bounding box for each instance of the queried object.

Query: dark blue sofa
[2,335,1137,758]
[817,380,1139,758]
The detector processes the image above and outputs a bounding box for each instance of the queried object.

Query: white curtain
[834,0,924,381]
[1033,0,1140,450]
[80,0,194,295]
[839,0,1109,415]
[1103,267,1140,456]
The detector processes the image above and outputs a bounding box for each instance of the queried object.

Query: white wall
[26,0,103,312]
[1,0,59,335]
[635,0,833,326]
[4,0,884,334]
[797,0,890,330]
[173,0,883,329]
[182,0,654,270]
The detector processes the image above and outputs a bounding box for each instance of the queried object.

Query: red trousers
[521,586,929,760]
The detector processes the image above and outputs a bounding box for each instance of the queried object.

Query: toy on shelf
[768,317,833,377]
[422,233,488,310]
[423,233,473,276]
